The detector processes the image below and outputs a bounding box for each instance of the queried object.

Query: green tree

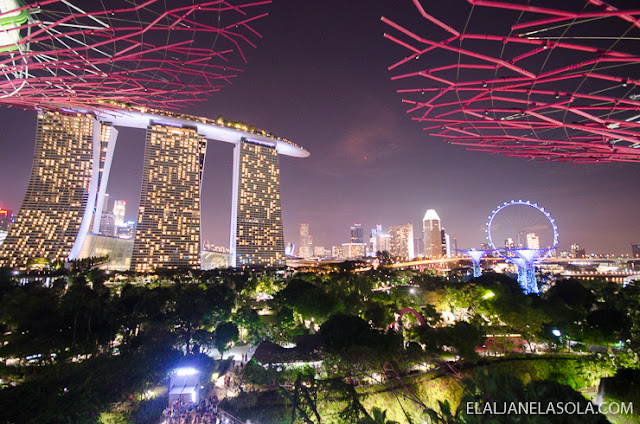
[214,321,239,359]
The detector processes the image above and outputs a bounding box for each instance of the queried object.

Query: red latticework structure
[383,0,640,163]
[0,0,270,110]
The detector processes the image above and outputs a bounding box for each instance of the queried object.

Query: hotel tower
[231,138,285,267]
[0,108,307,270]
[131,123,206,272]
[0,111,117,268]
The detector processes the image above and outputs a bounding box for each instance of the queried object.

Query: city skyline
[1,1,639,256]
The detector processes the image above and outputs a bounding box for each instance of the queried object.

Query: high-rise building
[299,223,313,258]
[231,138,285,267]
[377,232,391,253]
[413,237,424,258]
[117,220,137,240]
[526,232,540,249]
[369,224,385,256]
[342,242,366,259]
[451,237,458,257]
[131,123,205,271]
[571,243,586,258]
[0,112,117,268]
[632,244,640,259]
[441,228,447,257]
[422,209,442,258]
[314,246,326,258]
[332,245,344,259]
[443,231,452,258]
[99,213,116,237]
[113,200,126,228]
[389,223,414,260]
[0,208,11,232]
[350,223,364,244]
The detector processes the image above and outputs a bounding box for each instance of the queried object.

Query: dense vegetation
[0,264,639,423]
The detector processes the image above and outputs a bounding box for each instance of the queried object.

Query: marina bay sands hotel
[0,106,309,271]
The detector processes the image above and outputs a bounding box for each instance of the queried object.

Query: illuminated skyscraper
[377,232,391,253]
[571,243,586,258]
[350,223,364,244]
[423,209,442,258]
[342,242,366,259]
[299,223,313,258]
[113,200,126,227]
[231,138,285,267]
[526,232,540,249]
[0,112,116,268]
[1,108,307,270]
[99,213,116,237]
[131,123,205,271]
[389,223,414,260]
[0,208,11,232]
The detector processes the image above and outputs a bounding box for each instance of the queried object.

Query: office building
[442,230,452,258]
[0,208,11,232]
[377,232,391,253]
[113,200,126,227]
[99,213,116,237]
[314,246,327,258]
[389,223,414,260]
[572,243,586,258]
[350,223,364,244]
[423,209,442,258]
[231,138,285,267]
[117,220,136,240]
[369,224,385,256]
[526,232,540,249]
[342,242,366,259]
[413,237,424,258]
[131,123,205,271]
[331,245,343,259]
[299,223,313,258]
[0,112,116,268]
[441,229,447,257]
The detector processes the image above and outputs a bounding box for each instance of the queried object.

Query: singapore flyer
[486,200,558,294]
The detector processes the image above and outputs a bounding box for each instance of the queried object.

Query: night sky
[0,0,639,254]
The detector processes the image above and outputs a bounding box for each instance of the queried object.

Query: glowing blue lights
[465,249,488,278]
[486,200,559,295]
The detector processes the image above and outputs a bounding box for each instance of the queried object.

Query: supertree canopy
[382,0,640,163]
[0,0,270,110]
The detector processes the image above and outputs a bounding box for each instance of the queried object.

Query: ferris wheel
[0,0,271,110]
[486,200,558,261]
[486,200,558,294]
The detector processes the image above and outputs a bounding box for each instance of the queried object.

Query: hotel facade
[0,107,308,270]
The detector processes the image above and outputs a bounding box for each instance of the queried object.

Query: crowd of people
[162,395,220,424]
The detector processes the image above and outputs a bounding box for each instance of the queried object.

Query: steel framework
[383,0,640,163]
[0,0,270,110]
